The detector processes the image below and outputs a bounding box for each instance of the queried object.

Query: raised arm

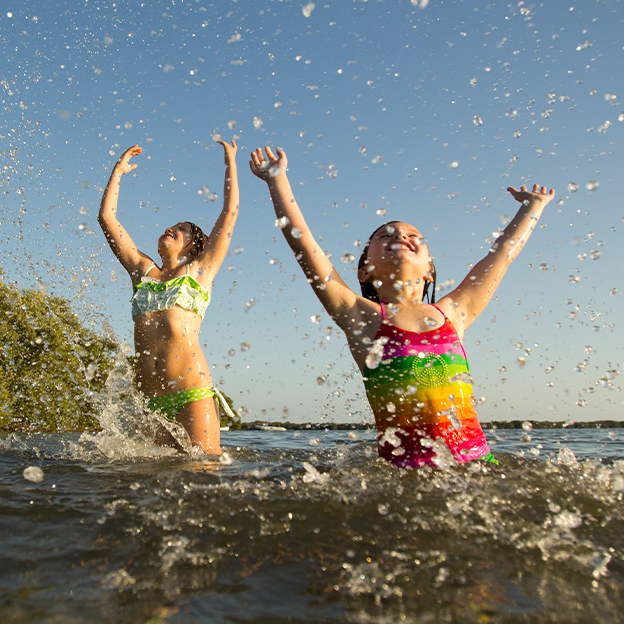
[98,145,152,283]
[250,146,361,326]
[194,140,239,282]
[438,183,555,336]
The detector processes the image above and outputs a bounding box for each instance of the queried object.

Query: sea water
[1,427,623,623]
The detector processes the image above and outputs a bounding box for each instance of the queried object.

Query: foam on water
[1,425,623,623]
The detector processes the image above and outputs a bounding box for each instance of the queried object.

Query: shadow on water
[1,428,623,623]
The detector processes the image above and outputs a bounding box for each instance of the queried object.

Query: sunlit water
[1,426,624,623]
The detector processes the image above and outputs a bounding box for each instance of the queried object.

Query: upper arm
[98,214,151,284]
[437,250,513,335]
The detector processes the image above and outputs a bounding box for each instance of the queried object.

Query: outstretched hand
[249,146,288,182]
[507,183,555,205]
[216,139,237,163]
[114,145,142,176]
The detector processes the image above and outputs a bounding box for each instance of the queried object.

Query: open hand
[114,145,142,176]
[249,146,288,182]
[217,139,237,163]
[507,184,555,205]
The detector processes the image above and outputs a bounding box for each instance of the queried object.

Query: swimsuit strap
[429,303,447,320]
[186,263,190,276]
[380,301,388,320]
[142,263,157,279]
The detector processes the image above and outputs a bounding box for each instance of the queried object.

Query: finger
[265,146,277,160]
[506,187,518,194]
[230,139,237,148]
[520,185,528,191]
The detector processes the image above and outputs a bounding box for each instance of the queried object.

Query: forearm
[492,198,545,263]
[98,170,123,226]
[214,161,239,237]
[266,174,313,251]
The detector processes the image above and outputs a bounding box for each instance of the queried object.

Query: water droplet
[253,116,263,130]
[586,180,599,191]
[517,357,526,367]
[208,192,218,202]
[604,93,617,103]
[302,2,315,18]
[104,36,113,45]
[291,227,303,239]
[365,336,389,370]
[520,433,531,443]
[316,375,327,385]
[198,185,209,196]
[522,421,533,431]
[234,247,244,254]
[311,315,321,324]
[275,216,290,229]
[23,466,44,483]
[341,253,355,265]
[447,160,460,169]
[568,182,579,193]
[85,362,98,381]
[376,208,387,217]
[239,342,251,351]
[94,67,103,75]
[163,63,175,73]
[473,115,483,126]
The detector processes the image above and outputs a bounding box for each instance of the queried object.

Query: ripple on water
[0,429,623,623]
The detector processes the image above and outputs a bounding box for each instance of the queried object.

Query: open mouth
[389,242,414,252]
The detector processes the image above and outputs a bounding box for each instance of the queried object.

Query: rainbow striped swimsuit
[363,304,490,467]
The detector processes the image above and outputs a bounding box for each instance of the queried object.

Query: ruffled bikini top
[131,263,211,319]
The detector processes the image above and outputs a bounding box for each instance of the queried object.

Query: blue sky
[1,0,623,423]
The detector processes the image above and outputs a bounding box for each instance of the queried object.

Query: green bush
[0,275,118,431]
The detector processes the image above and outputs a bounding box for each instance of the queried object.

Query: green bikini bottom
[480,452,499,466]
[147,387,218,420]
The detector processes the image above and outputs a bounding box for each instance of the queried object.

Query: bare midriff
[133,307,212,397]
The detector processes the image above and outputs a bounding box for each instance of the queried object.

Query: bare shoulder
[433,295,466,338]
[335,295,383,342]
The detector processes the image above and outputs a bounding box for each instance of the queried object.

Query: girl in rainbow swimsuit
[251,146,555,468]
[99,141,239,454]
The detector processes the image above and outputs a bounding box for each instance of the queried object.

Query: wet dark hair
[357,221,437,304]
[187,222,208,258]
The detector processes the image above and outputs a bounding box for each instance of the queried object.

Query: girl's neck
[376,282,425,307]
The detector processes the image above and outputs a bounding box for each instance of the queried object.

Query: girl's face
[362,222,431,278]
[158,222,193,256]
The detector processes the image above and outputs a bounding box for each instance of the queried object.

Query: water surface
[1,428,623,623]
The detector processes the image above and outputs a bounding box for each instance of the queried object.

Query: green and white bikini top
[131,263,211,319]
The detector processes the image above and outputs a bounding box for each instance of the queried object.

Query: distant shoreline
[2,419,622,435]
[237,419,624,431]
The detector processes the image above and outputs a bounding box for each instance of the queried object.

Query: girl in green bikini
[99,141,239,454]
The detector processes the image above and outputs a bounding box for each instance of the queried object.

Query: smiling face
[364,222,430,273]
[357,222,435,302]
[157,222,194,257]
